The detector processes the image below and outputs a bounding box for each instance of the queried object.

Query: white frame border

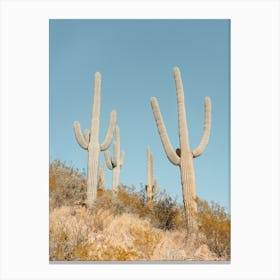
[0,0,279,279]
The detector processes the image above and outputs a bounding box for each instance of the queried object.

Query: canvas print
[49,19,230,262]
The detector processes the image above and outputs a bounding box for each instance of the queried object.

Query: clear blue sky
[49,19,230,212]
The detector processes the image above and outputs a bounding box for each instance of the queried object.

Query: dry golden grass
[49,160,230,261]
[49,160,86,210]
[196,198,231,259]
[49,205,225,261]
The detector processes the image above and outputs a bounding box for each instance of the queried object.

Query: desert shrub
[93,185,149,218]
[98,185,184,231]
[49,206,114,261]
[49,206,91,260]
[72,241,141,261]
[150,192,184,231]
[49,160,86,209]
[197,198,230,260]
[117,185,151,217]
[49,161,230,261]
[50,206,163,261]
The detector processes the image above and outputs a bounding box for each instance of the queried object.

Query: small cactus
[145,147,159,203]
[73,72,116,208]
[104,126,125,191]
[150,67,211,234]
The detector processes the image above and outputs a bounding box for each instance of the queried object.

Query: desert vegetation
[51,67,229,262]
[49,160,230,261]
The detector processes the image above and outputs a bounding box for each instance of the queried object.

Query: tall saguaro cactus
[104,126,125,191]
[150,67,211,234]
[73,72,116,208]
[145,147,158,203]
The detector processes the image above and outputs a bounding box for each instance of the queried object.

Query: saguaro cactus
[104,126,125,191]
[73,72,116,208]
[150,67,211,234]
[145,147,158,203]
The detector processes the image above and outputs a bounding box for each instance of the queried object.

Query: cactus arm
[120,151,125,168]
[73,121,89,150]
[104,151,113,170]
[174,67,191,152]
[112,142,117,166]
[100,110,117,151]
[111,126,119,165]
[112,126,121,191]
[103,125,124,191]
[192,97,212,158]
[84,129,90,144]
[150,97,180,166]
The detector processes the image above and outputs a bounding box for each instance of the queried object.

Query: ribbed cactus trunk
[112,165,121,192]
[73,72,116,208]
[87,73,101,205]
[146,147,158,204]
[104,126,125,191]
[175,69,198,232]
[97,162,106,189]
[150,67,211,235]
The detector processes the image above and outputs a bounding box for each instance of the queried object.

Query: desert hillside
[49,160,230,261]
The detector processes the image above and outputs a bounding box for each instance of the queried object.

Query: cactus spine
[73,72,116,208]
[145,147,158,203]
[150,67,211,234]
[104,126,125,191]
